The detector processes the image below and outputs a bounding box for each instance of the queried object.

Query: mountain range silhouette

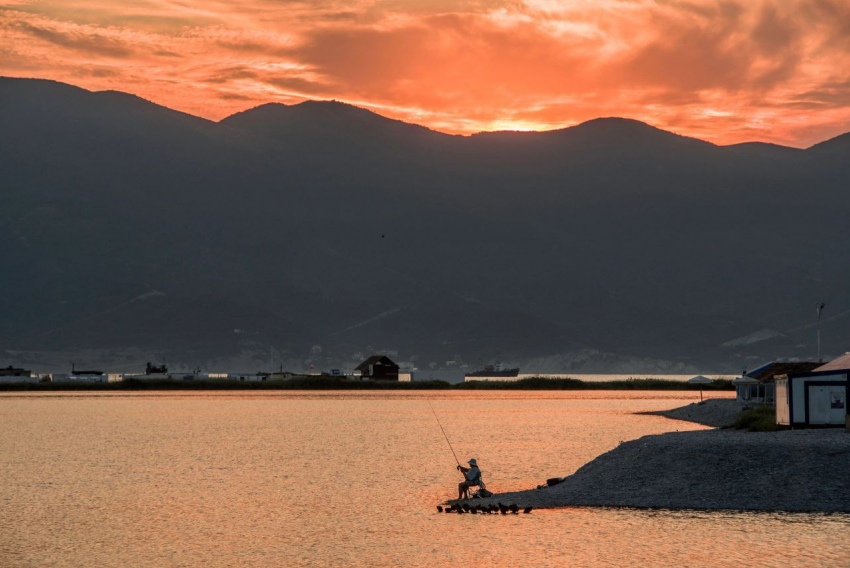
[1,77,848,373]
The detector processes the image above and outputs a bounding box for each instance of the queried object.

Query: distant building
[734,361,821,404]
[268,371,295,380]
[145,362,168,375]
[355,355,399,380]
[124,362,172,381]
[0,365,37,384]
[228,373,266,381]
[775,354,849,428]
[53,366,108,383]
[0,365,31,376]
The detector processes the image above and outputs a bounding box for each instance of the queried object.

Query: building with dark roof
[0,366,37,384]
[746,361,822,383]
[733,361,821,404]
[355,355,399,380]
[0,366,31,376]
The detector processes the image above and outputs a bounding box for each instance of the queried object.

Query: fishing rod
[426,399,462,470]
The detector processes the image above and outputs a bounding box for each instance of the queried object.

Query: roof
[354,355,397,372]
[687,375,712,383]
[0,366,31,375]
[746,361,821,383]
[813,353,850,373]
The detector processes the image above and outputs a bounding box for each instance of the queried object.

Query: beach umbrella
[688,375,712,401]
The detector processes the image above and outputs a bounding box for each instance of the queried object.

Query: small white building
[53,372,109,384]
[229,373,266,381]
[775,370,847,427]
[124,372,179,381]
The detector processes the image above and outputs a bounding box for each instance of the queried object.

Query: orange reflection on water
[1,390,847,566]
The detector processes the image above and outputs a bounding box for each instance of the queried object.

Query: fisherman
[457,458,483,499]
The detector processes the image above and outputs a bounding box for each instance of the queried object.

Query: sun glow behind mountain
[1,0,849,147]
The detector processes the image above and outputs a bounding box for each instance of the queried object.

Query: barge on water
[465,364,520,379]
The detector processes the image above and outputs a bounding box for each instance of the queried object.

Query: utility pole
[816,302,826,362]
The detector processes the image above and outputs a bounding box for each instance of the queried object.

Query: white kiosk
[775,370,847,427]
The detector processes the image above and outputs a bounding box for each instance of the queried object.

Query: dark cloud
[218,92,256,100]
[204,67,260,84]
[263,75,330,94]
[792,82,850,108]
[73,66,121,78]
[8,20,134,58]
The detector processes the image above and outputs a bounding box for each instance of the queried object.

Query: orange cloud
[1,0,849,147]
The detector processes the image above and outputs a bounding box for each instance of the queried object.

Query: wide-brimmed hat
[468,458,477,466]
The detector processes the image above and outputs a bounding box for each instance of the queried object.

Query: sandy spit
[640,398,744,428]
[450,410,850,513]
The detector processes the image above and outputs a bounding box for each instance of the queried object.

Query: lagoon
[1,391,847,566]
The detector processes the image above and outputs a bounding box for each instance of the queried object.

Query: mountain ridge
[5,78,843,147]
[1,76,849,373]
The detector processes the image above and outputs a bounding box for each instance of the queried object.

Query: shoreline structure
[452,399,850,513]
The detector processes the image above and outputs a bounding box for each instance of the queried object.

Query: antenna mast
[816,302,826,362]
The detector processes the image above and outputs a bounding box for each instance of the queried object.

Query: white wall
[783,373,847,425]
[0,376,38,384]
[52,374,109,383]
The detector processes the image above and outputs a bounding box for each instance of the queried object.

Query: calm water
[1,391,848,566]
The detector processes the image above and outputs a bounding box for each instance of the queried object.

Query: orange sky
[2,0,849,147]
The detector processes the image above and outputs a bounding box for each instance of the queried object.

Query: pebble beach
[456,400,850,513]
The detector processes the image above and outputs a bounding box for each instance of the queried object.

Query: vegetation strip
[0,377,733,391]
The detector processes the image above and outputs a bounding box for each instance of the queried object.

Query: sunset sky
[2,0,849,147]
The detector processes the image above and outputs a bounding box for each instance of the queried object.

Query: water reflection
[1,391,846,566]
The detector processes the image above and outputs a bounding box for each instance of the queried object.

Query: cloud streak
[1,0,849,146]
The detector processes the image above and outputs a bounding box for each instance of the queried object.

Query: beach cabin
[775,357,849,428]
[734,361,820,404]
[355,355,399,380]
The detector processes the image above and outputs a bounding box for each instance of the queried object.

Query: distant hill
[808,132,850,159]
[221,100,444,140]
[809,131,850,151]
[1,77,849,373]
[723,142,804,159]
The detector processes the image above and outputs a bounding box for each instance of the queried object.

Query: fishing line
[426,398,461,469]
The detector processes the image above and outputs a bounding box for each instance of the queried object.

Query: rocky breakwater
[465,429,850,513]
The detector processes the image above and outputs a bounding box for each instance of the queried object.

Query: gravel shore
[452,415,850,513]
[641,398,744,428]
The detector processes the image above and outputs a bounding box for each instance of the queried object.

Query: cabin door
[808,386,845,425]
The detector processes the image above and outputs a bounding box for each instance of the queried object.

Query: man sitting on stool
[457,458,483,499]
